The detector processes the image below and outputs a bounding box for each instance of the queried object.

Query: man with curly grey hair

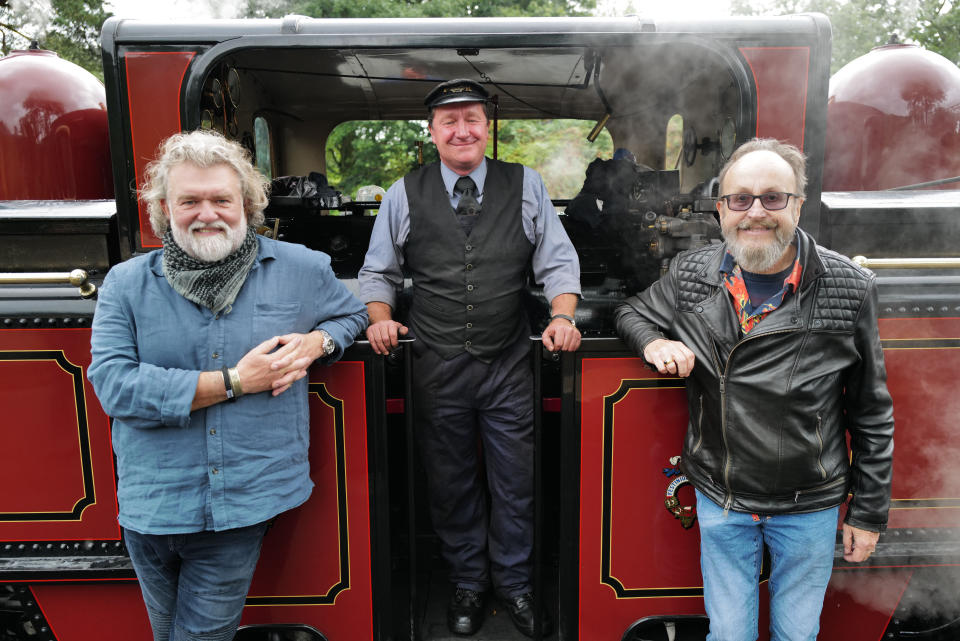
[88,130,367,641]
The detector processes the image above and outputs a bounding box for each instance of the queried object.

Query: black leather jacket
[615,229,894,531]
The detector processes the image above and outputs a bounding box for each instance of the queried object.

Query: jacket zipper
[794,475,847,502]
[814,412,827,481]
[719,327,799,515]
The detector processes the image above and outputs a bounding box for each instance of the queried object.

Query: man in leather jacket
[615,138,894,641]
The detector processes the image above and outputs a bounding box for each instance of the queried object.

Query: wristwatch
[550,313,576,327]
[318,330,336,357]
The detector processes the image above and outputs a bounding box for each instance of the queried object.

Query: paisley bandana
[721,253,802,334]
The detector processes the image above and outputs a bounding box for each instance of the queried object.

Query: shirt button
[467,285,474,291]
[210,428,216,435]
[465,264,473,271]
[466,305,474,311]
[465,341,472,347]
[211,467,219,475]
[696,306,703,313]
[212,352,219,359]
[466,323,473,329]
[465,244,473,251]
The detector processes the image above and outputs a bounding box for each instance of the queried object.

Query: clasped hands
[235,332,326,397]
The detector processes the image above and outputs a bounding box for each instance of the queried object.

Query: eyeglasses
[718,192,802,211]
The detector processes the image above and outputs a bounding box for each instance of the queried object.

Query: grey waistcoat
[404,159,531,361]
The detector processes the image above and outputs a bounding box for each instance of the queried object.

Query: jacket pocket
[690,394,705,457]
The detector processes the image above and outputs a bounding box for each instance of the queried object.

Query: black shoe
[447,587,485,635]
[501,592,552,638]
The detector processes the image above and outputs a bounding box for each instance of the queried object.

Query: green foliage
[0,0,110,79]
[492,119,613,197]
[326,118,612,199]
[326,120,439,199]
[730,0,959,72]
[910,0,960,66]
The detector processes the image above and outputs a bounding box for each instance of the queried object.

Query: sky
[104,0,733,21]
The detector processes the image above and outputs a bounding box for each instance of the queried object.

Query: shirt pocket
[251,302,302,345]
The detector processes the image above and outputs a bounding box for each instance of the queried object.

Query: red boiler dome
[823,43,960,191]
[0,47,113,200]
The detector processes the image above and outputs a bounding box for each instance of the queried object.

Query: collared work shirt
[358,158,582,308]
[88,237,368,534]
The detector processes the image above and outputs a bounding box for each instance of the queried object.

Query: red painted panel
[739,47,810,149]
[0,329,119,542]
[879,317,960,529]
[33,582,152,641]
[124,51,194,249]
[879,316,960,340]
[242,360,375,640]
[578,358,702,640]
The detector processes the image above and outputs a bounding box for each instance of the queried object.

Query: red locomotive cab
[0,45,112,200]
[823,41,960,191]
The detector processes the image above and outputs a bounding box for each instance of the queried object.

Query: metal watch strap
[319,330,335,356]
[550,313,576,327]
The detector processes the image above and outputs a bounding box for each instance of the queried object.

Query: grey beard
[724,224,795,273]
[171,222,247,262]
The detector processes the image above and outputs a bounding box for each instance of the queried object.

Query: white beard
[171,220,247,262]
[723,219,796,273]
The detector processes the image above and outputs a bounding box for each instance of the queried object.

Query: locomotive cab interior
[178,39,743,323]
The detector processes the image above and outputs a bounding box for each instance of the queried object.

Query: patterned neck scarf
[720,252,802,334]
[161,226,259,315]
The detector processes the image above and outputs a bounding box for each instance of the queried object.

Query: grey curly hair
[718,138,808,197]
[140,130,270,236]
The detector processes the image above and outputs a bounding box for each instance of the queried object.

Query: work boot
[500,592,552,638]
[447,586,484,635]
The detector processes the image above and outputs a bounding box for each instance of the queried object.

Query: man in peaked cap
[360,78,582,637]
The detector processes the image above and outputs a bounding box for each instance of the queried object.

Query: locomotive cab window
[324,118,614,204]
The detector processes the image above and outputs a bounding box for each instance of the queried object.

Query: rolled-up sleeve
[358,179,409,309]
[311,252,368,360]
[88,266,200,429]
[524,167,581,302]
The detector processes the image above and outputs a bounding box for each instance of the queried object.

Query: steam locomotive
[1,12,959,641]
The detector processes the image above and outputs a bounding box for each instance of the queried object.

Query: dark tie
[454,176,481,235]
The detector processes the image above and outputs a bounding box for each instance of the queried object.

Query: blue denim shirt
[88,237,368,534]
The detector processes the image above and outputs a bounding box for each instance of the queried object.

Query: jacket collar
[697,227,825,291]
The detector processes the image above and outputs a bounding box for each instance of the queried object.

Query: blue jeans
[124,522,269,641]
[696,490,838,641]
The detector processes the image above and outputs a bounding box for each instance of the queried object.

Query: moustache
[737,220,777,230]
[189,221,229,233]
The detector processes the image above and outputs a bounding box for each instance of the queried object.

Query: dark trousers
[412,334,534,597]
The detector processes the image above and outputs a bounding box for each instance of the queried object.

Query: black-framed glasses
[719,192,803,211]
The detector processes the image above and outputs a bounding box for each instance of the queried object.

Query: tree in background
[911,0,959,65]
[731,0,959,72]
[0,0,111,78]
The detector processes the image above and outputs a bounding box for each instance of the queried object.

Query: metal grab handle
[0,269,97,298]
[853,256,960,270]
